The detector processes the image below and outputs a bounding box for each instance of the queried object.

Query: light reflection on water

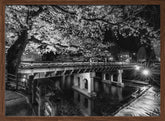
[49,78,140,116]
[78,81,138,116]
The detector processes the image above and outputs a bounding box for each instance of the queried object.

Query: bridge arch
[83,78,88,89]
[77,77,80,87]
[106,73,110,80]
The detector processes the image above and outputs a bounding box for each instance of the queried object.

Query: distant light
[142,69,150,76]
[22,78,26,82]
[135,65,141,71]
[109,57,114,61]
[125,58,130,63]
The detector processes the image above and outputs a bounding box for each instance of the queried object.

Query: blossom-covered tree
[5,5,160,74]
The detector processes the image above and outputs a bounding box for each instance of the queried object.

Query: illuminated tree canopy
[5,5,160,74]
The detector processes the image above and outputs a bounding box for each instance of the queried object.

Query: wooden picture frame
[0,0,165,121]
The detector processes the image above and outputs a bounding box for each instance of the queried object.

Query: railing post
[32,79,38,105]
[28,75,34,104]
[37,84,42,116]
[16,73,19,91]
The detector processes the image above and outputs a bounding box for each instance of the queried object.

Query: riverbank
[5,90,32,116]
[114,86,160,116]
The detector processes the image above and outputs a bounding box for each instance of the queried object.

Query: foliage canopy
[5,5,160,61]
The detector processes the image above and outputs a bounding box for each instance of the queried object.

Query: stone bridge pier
[102,69,124,87]
[72,69,124,97]
[72,72,96,97]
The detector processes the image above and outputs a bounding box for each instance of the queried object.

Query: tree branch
[52,5,119,25]
[81,17,118,25]
[52,5,76,15]
[29,6,47,18]
[28,36,41,43]
[52,5,144,26]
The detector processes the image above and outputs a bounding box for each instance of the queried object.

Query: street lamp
[134,65,141,71]
[142,68,150,76]
[21,78,27,83]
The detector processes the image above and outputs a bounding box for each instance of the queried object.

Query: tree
[5,5,160,75]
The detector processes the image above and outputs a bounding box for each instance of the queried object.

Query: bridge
[7,61,144,116]
[18,61,139,73]
[17,61,142,93]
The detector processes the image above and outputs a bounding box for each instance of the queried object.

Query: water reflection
[48,77,139,116]
[72,80,138,116]
[94,81,132,102]
[111,86,123,101]
[74,91,94,116]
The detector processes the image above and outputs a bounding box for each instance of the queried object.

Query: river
[43,76,160,116]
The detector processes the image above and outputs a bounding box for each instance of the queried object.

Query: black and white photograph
[5,5,160,116]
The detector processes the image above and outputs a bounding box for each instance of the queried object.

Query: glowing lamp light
[142,69,150,76]
[22,78,26,82]
[135,65,141,71]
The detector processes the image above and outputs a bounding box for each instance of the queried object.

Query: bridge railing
[6,73,17,89]
[6,72,28,91]
[19,61,137,69]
